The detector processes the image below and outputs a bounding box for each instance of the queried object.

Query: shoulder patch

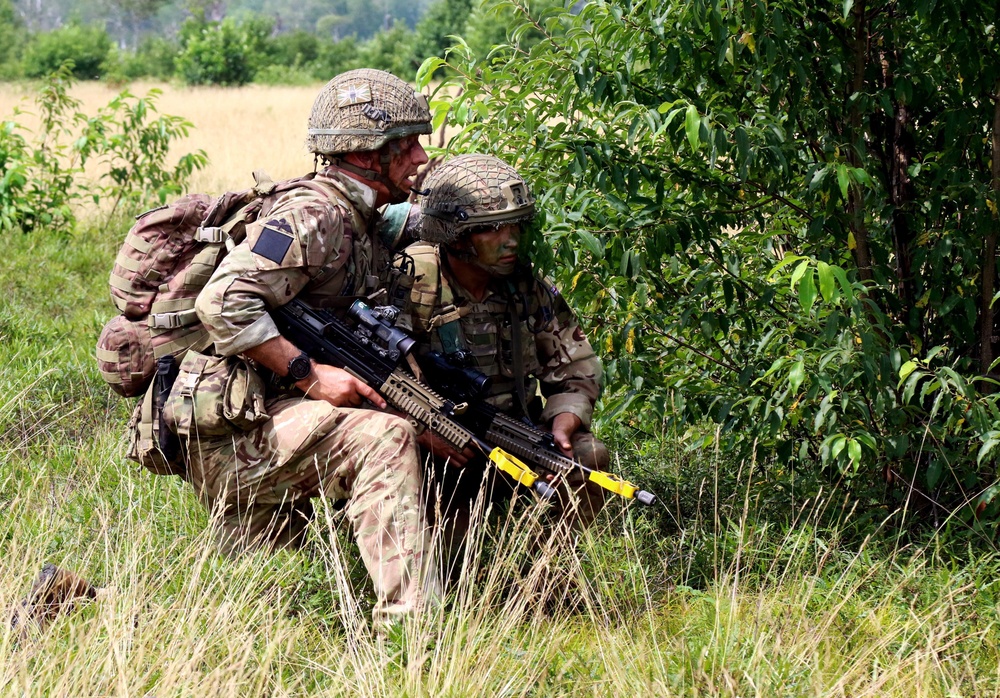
[252,218,294,263]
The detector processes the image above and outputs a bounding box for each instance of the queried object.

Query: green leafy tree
[0,0,25,78]
[356,21,418,79]
[411,0,473,70]
[426,0,1000,525]
[176,15,272,85]
[22,23,113,79]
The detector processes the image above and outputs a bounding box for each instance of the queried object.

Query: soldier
[174,69,440,629]
[391,154,608,564]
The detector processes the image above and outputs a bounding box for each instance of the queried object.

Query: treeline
[0,0,563,85]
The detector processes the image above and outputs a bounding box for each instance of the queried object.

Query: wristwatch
[287,351,312,382]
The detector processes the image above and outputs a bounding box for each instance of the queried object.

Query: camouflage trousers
[425,430,609,577]
[181,397,440,627]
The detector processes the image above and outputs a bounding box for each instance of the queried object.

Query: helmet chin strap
[329,148,410,204]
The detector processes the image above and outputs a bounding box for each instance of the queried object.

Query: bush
[0,0,24,79]
[270,30,321,68]
[103,36,181,85]
[355,22,418,80]
[176,17,266,86]
[426,0,1000,528]
[0,64,207,235]
[253,64,319,86]
[23,24,113,80]
[311,37,360,80]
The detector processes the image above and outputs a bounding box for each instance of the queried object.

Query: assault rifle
[272,298,556,500]
[418,351,656,506]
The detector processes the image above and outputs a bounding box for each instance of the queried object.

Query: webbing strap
[116,255,144,273]
[100,369,124,384]
[508,293,531,420]
[125,231,153,254]
[174,354,208,438]
[138,387,156,452]
[96,346,120,362]
[153,328,211,359]
[149,296,196,314]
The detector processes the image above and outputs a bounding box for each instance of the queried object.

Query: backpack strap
[408,243,470,355]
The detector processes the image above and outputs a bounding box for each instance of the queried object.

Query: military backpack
[96,171,356,476]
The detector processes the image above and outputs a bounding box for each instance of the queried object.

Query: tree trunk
[846,0,874,284]
[980,80,1000,386]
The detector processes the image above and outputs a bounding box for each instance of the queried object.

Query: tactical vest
[406,242,544,416]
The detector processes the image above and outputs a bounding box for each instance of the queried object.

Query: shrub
[0,64,207,235]
[425,0,1000,528]
[176,17,263,86]
[23,24,113,80]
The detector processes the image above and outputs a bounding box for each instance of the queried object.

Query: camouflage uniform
[403,241,609,537]
[390,155,609,558]
[178,70,439,627]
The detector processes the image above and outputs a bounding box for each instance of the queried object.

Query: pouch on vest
[163,350,269,439]
[126,382,187,477]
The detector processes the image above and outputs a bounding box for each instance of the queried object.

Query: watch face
[288,354,311,381]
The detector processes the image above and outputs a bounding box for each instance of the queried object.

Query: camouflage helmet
[419,154,536,244]
[307,69,432,156]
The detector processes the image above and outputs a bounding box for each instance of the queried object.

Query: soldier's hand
[550,412,583,457]
[298,364,386,409]
[417,430,474,467]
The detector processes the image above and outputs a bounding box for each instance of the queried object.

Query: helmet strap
[329,149,410,204]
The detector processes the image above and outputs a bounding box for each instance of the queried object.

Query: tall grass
[1,120,999,696]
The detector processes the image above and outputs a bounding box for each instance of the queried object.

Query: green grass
[2,225,1000,696]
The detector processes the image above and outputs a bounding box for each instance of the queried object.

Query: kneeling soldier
[392,154,609,564]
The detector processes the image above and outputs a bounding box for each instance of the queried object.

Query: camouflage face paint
[468,224,521,277]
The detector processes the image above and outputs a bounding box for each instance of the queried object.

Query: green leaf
[926,459,942,489]
[575,229,605,257]
[788,360,806,392]
[816,260,835,302]
[899,360,918,382]
[799,267,817,313]
[768,254,804,279]
[847,439,862,468]
[685,104,700,152]
[836,163,850,200]
[790,259,810,288]
[830,265,854,303]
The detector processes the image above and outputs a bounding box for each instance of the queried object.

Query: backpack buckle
[195,226,226,244]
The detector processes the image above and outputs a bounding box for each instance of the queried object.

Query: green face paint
[468,224,521,277]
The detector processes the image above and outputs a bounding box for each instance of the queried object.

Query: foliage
[0,0,25,79]
[22,23,113,80]
[353,21,419,80]
[175,15,271,86]
[424,0,1000,527]
[412,0,474,76]
[103,36,181,83]
[0,64,206,235]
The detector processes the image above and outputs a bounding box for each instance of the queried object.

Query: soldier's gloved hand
[298,364,387,410]
[417,430,474,467]
[550,412,583,458]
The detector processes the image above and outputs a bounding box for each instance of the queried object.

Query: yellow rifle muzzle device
[587,470,656,505]
[482,442,556,500]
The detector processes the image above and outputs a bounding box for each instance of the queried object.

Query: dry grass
[0,80,322,193]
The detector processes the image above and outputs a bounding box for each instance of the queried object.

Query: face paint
[467,224,521,277]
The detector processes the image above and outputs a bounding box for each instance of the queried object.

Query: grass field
[2,81,1000,696]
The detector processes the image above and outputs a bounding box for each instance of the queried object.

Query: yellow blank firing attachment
[588,471,657,506]
[488,448,556,500]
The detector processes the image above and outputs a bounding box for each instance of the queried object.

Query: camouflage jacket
[197,169,390,357]
[401,240,602,429]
